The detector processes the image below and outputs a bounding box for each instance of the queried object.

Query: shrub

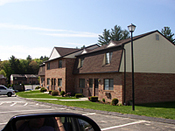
[40,87,47,92]
[52,90,59,96]
[49,90,52,94]
[90,96,98,102]
[75,93,83,98]
[35,86,41,90]
[102,98,105,103]
[111,98,119,106]
[60,91,65,97]
[66,92,71,97]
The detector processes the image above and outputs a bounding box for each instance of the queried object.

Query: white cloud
[0,0,40,6]
[44,33,99,38]
[0,23,100,38]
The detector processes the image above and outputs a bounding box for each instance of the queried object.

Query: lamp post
[127,23,136,111]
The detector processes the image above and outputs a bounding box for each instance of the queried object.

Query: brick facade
[39,31,175,104]
[125,73,175,104]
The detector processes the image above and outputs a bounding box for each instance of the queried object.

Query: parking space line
[82,113,96,116]
[0,122,7,125]
[0,108,55,114]
[24,103,28,106]
[0,102,4,105]
[101,120,147,130]
[10,102,17,106]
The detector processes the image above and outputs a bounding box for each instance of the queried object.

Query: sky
[0,0,174,61]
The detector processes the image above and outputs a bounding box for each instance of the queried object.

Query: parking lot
[0,96,175,130]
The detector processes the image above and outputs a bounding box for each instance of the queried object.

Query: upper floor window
[106,52,113,64]
[58,60,62,68]
[78,58,84,68]
[47,63,50,70]
[104,79,113,90]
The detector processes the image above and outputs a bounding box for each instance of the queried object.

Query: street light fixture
[127,23,136,111]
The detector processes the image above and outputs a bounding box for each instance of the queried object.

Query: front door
[94,79,99,96]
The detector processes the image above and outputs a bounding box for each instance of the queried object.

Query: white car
[0,85,15,97]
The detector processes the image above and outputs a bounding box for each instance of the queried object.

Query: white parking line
[101,120,147,130]
[0,122,7,125]
[0,102,4,105]
[10,102,17,106]
[0,109,55,114]
[24,103,28,106]
[82,113,96,116]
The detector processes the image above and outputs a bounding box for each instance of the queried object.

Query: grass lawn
[16,90,175,120]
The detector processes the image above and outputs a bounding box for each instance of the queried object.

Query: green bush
[60,91,65,97]
[75,93,83,98]
[40,87,47,92]
[102,98,105,103]
[49,90,52,94]
[35,86,41,90]
[90,96,98,102]
[111,98,119,106]
[51,90,59,96]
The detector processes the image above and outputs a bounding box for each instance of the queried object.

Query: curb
[17,96,175,125]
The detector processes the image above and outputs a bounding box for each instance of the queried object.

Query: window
[106,52,113,64]
[47,78,50,85]
[104,79,113,90]
[47,63,50,70]
[58,79,62,86]
[79,79,85,88]
[78,58,84,68]
[41,78,44,83]
[89,79,93,88]
[0,86,6,90]
[58,60,62,68]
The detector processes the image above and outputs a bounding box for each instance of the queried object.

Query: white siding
[120,32,175,73]
[49,48,61,60]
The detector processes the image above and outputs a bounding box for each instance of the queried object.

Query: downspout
[123,47,126,105]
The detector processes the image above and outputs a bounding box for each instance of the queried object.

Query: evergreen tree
[161,27,175,44]
[98,25,130,46]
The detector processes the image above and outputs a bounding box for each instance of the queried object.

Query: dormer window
[78,57,84,68]
[105,52,113,64]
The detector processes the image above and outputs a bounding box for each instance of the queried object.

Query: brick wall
[125,73,175,104]
[66,58,76,93]
[74,73,124,103]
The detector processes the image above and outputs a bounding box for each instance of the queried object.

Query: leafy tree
[0,69,6,77]
[161,27,175,44]
[1,60,11,82]
[98,25,130,45]
[29,61,39,74]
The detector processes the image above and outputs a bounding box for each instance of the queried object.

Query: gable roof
[46,44,99,62]
[77,30,161,57]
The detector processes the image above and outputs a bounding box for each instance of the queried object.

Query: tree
[9,55,21,74]
[98,25,130,46]
[161,27,175,44]
[98,29,111,46]
[0,69,6,77]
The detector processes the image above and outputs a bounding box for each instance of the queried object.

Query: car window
[0,86,6,90]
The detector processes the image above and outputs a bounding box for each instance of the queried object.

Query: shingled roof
[54,47,80,57]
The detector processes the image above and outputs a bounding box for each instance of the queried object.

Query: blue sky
[0,0,174,60]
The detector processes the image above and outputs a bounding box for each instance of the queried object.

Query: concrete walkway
[29,97,89,101]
